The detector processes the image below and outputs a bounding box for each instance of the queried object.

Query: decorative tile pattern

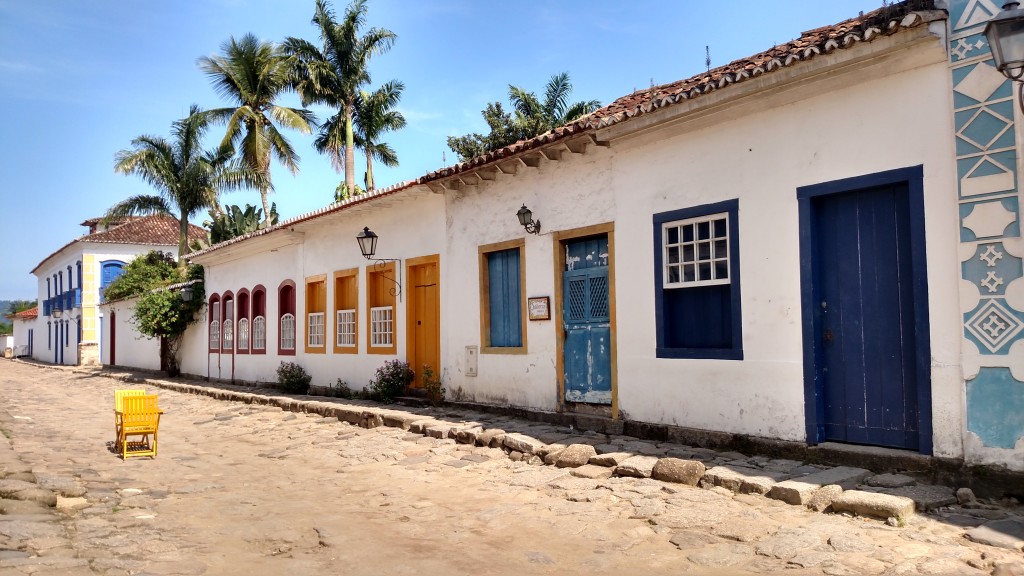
[966,299,1024,352]
[949,2,1024,449]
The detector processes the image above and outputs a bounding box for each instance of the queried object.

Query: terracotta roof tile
[9,306,38,320]
[418,0,942,183]
[83,214,205,245]
[31,215,203,274]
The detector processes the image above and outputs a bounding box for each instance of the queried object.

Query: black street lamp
[356,226,402,300]
[986,2,1024,109]
[516,204,541,235]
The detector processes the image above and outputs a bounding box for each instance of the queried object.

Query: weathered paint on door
[813,184,920,450]
[563,236,611,404]
[408,258,440,389]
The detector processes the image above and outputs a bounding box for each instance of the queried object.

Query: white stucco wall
[32,242,178,365]
[186,189,447,389]
[12,318,34,357]
[443,37,964,455]
[101,297,161,371]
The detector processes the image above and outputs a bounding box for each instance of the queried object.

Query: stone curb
[40,363,928,524]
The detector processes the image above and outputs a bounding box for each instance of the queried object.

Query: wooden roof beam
[498,161,519,175]
[520,154,542,168]
[477,167,498,181]
[541,148,562,162]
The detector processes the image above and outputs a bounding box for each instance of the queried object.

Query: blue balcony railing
[73,288,82,308]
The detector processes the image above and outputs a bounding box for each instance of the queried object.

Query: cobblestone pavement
[1,361,1023,575]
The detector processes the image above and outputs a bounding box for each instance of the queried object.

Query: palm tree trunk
[365,153,374,192]
[345,102,356,196]
[178,211,189,265]
[259,184,272,226]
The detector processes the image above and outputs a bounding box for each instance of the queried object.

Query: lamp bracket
[366,258,403,301]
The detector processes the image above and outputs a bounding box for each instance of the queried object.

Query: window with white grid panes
[663,212,729,288]
[654,199,742,359]
[209,298,221,350]
[370,306,393,347]
[281,313,296,350]
[238,318,249,350]
[336,309,356,347]
[307,312,325,347]
[253,316,266,350]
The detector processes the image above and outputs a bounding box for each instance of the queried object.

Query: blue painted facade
[948,0,1024,452]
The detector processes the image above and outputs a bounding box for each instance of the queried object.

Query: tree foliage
[193,203,280,249]
[284,0,396,196]
[109,105,265,259]
[199,33,315,223]
[447,72,600,162]
[354,80,405,191]
[104,251,205,377]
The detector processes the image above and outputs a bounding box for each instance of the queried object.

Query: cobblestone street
[1,360,1023,575]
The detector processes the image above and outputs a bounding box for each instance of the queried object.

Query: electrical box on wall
[465,345,478,377]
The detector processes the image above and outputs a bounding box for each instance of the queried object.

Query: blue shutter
[488,249,522,347]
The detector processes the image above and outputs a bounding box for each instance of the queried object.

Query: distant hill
[0,299,35,318]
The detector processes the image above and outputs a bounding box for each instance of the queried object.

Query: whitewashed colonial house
[9,306,37,358]
[109,1,1024,471]
[30,215,204,366]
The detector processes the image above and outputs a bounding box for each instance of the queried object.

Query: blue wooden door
[813,184,920,450]
[563,237,611,404]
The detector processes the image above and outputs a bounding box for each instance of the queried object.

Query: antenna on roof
[442,150,447,167]
[706,46,711,73]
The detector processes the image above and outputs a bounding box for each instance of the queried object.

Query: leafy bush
[422,365,445,407]
[369,360,414,404]
[329,378,355,399]
[277,362,312,394]
[103,251,178,302]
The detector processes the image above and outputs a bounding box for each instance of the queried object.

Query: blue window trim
[653,198,743,360]
[796,165,932,455]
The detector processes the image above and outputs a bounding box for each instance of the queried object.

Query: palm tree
[108,105,265,260]
[284,0,396,197]
[354,80,405,191]
[198,34,315,223]
[508,72,601,136]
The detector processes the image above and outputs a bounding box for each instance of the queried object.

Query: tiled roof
[9,306,38,320]
[185,1,944,262]
[186,181,416,260]
[83,214,205,245]
[31,215,203,274]
[419,0,942,182]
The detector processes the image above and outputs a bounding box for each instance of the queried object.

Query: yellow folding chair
[114,389,146,450]
[118,395,163,460]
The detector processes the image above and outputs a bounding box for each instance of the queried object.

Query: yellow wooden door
[408,257,440,388]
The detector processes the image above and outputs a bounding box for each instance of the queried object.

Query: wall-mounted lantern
[356,226,402,300]
[180,286,194,302]
[517,204,541,235]
[986,2,1024,110]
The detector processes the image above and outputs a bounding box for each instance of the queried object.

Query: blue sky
[0,0,885,299]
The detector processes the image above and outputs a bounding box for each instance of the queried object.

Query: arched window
[278,281,296,355]
[100,260,126,302]
[209,294,221,351]
[252,286,266,353]
[237,289,250,353]
[222,292,234,352]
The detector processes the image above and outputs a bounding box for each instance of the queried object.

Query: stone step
[767,466,871,506]
[830,490,916,521]
[702,465,791,495]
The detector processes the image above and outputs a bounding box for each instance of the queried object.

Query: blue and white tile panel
[949,0,1024,451]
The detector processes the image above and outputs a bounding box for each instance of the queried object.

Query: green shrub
[369,360,414,404]
[422,365,445,407]
[277,362,311,394]
[330,378,355,399]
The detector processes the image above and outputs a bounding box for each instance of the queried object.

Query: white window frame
[336,309,356,348]
[281,313,296,350]
[253,316,266,350]
[237,317,249,350]
[307,312,325,348]
[210,305,221,349]
[222,318,234,349]
[662,212,731,289]
[369,306,393,347]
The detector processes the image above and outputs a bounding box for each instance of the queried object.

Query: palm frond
[104,195,173,219]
